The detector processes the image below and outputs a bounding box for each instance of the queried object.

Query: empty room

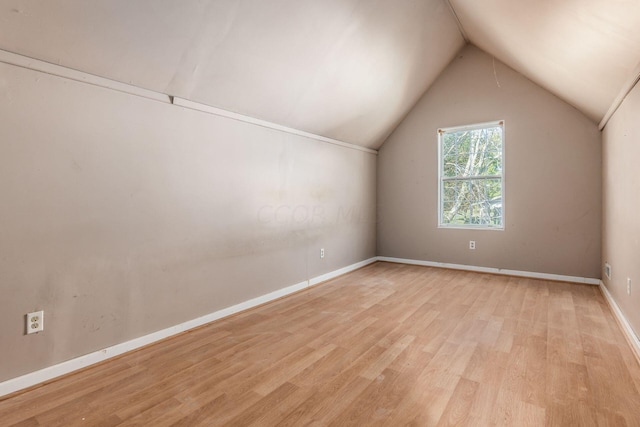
[1,0,640,425]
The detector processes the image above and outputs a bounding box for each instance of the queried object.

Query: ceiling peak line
[443,0,468,43]
[599,60,640,131]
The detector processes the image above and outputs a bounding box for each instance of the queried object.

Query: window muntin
[438,121,504,229]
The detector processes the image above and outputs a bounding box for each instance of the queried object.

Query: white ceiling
[1,1,639,148]
[0,0,463,149]
[450,0,640,123]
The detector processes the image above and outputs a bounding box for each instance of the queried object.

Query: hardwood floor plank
[523,335,547,407]
[328,368,403,426]
[467,383,501,425]
[116,397,183,427]
[253,344,337,396]
[8,417,40,427]
[360,334,415,381]
[219,382,299,426]
[280,347,388,425]
[0,365,124,424]
[1,262,639,426]
[436,377,479,426]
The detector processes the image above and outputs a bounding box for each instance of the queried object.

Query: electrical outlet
[605,263,612,280]
[27,311,44,334]
[469,241,476,250]
[320,248,325,259]
[628,278,632,295]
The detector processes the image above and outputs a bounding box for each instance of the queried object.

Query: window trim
[437,120,505,230]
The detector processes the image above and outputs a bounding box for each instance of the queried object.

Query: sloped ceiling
[1,1,639,149]
[0,0,464,149]
[449,0,640,123]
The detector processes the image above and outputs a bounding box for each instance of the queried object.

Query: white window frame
[437,120,505,230]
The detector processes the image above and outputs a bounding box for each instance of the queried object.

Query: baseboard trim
[309,257,378,286]
[598,281,640,365]
[376,256,601,285]
[0,257,377,398]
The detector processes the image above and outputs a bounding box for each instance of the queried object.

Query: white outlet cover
[27,310,44,334]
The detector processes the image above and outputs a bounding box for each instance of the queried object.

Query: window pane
[440,178,502,226]
[441,125,502,179]
[442,180,458,202]
[442,153,458,177]
[442,133,456,154]
[438,121,503,228]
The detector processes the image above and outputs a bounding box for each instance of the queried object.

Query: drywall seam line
[599,61,640,130]
[599,281,640,365]
[0,49,377,156]
[0,257,378,398]
[377,256,601,285]
[0,49,171,103]
[171,97,378,155]
[443,0,469,43]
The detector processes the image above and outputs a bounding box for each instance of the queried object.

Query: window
[438,121,504,229]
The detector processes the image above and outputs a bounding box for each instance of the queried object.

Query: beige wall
[0,61,376,381]
[377,45,602,278]
[602,82,640,338]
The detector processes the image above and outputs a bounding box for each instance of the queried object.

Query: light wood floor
[2,262,640,426]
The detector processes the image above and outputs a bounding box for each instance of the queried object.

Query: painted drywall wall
[602,82,640,339]
[0,61,376,381]
[0,0,464,149]
[377,45,601,278]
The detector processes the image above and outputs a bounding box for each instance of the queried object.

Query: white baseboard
[309,257,378,286]
[598,281,640,365]
[0,257,377,398]
[378,256,640,363]
[376,256,601,285]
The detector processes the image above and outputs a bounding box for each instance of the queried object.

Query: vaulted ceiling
[1,0,639,149]
[450,0,640,124]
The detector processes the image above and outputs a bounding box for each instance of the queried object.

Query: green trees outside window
[438,121,504,229]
